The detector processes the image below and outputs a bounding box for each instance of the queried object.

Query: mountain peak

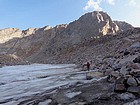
[67,11,119,37]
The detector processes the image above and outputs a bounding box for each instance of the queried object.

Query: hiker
[82,61,91,71]
[87,61,90,71]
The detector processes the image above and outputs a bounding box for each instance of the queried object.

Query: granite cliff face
[0,11,134,64]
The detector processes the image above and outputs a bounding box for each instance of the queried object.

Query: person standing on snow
[87,61,90,71]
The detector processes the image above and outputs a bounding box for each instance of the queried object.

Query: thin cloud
[127,0,140,8]
[83,0,116,11]
[129,0,136,6]
[83,0,102,11]
[107,0,115,5]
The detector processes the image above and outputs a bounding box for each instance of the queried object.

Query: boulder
[111,71,120,78]
[130,69,140,77]
[127,77,138,86]
[86,72,103,80]
[114,76,129,92]
[123,50,130,56]
[134,74,140,78]
[127,86,140,94]
[135,78,140,85]
[120,65,129,76]
[130,42,140,49]
[107,71,120,83]
[112,64,122,71]
[115,76,125,84]
[117,92,135,101]
[119,55,137,65]
[114,84,126,92]
[133,56,140,63]
[127,63,140,70]
[120,62,140,75]
[107,75,116,83]
[125,75,132,79]
[124,99,140,105]
[104,69,112,75]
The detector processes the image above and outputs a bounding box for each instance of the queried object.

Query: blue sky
[0,0,140,30]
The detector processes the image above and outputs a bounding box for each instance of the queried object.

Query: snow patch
[66,91,82,98]
[0,64,105,104]
[38,99,52,105]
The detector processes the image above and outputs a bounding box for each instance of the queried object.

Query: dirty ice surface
[0,64,104,104]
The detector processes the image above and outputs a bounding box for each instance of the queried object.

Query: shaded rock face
[114,21,134,32]
[0,11,134,64]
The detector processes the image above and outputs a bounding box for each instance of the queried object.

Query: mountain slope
[0,11,134,64]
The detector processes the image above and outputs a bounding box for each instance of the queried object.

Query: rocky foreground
[0,31,140,105]
[0,39,140,105]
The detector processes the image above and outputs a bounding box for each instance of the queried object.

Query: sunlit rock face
[77,11,120,35]
[0,26,53,44]
[22,28,38,37]
[0,28,22,43]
